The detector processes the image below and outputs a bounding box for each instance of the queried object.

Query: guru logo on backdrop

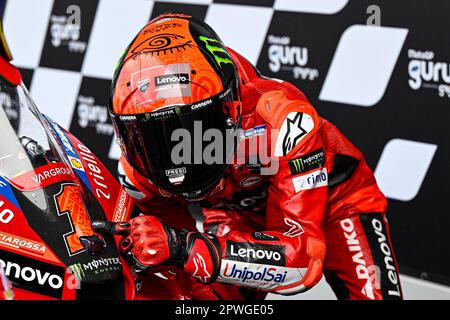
[267,35,319,81]
[50,5,86,53]
[77,96,114,136]
[408,49,450,99]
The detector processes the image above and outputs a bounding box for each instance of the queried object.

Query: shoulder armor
[256,90,321,157]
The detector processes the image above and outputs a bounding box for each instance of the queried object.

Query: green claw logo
[69,263,86,281]
[199,36,233,67]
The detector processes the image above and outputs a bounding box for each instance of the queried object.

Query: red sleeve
[185,91,327,295]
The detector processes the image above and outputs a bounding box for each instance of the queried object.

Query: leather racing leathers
[117,48,403,300]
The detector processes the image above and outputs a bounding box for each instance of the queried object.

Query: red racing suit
[117,49,403,300]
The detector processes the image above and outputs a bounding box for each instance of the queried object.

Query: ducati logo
[283,218,305,237]
[192,253,211,283]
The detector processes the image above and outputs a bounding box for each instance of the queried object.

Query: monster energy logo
[69,263,86,282]
[199,36,233,67]
[288,149,325,175]
[291,158,306,172]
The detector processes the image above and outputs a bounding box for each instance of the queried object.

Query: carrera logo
[119,115,137,121]
[241,125,266,139]
[31,167,72,184]
[155,73,189,87]
[191,99,212,110]
[0,250,65,299]
[340,218,376,300]
[225,241,285,266]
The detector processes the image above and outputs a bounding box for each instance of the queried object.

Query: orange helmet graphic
[110,14,242,198]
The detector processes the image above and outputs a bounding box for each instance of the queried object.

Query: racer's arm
[94,91,328,295]
[186,92,327,294]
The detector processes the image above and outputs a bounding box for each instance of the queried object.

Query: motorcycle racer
[100,14,403,300]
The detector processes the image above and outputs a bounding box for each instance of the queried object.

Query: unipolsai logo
[408,49,450,99]
[267,35,319,81]
[50,5,86,53]
[77,95,114,135]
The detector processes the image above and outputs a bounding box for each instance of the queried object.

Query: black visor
[110,82,241,197]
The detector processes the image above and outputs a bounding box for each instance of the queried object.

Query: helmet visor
[110,83,240,195]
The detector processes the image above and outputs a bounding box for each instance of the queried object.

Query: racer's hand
[92,216,186,272]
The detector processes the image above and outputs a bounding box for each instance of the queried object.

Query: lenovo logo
[0,250,65,298]
[155,73,189,87]
[225,241,285,266]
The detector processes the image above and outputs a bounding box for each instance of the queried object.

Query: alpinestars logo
[408,49,450,99]
[340,218,376,300]
[275,112,314,156]
[268,35,319,81]
[283,218,305,238]
[283,113,306,154]
[192,253,211,283]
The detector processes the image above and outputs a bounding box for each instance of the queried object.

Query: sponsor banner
[0,231,46,256]
[0,249,65,299]
[112,189,130,223]
[10,162,74,191]
[219,259,306,290]
[241,125,266,139]
[0,231,59,263]
[225,240,285,266]
[291,167,328,192]
[359,214,402,299]
[288,148,325,175]
[69,257,121,282]
[340,217,378,300]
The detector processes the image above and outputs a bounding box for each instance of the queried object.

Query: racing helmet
[110,14,242,198]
